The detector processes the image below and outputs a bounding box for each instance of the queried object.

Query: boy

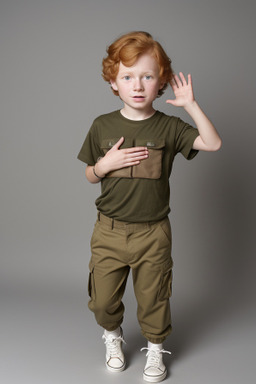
[78,31,221,382]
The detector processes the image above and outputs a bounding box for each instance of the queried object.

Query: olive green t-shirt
[77,110,199,222]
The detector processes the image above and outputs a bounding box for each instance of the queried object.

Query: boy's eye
[124,75,130,80]
[145,75,152,80]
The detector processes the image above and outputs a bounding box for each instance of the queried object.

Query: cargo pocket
[101,138,133,178]
[158,260,173,301]
[88,261,96,300]
[132,139,165,179]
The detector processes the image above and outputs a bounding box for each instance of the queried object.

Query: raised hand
[166,72,195,108]
[96,137,148,176]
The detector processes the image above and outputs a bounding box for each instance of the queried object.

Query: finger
[123,159,145,167]
[187,73,192,86]
[124,154,149,163]
[174,74,182,88]
[121,161,140,168]
[127,152,149,160]
[124,146,148,154]
[123,150,149,162]
[170,83,177,93]
[112,137,124,150]
[123,154,149,165]
[179,72,187,86]
[170,77,178,90]
[166,99,178,107]
[170,76,177,88]
[166,99,177,105]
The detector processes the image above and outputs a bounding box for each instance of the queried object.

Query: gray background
[1,0,255,383]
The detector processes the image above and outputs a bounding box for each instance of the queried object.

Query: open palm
[166,72,195,107]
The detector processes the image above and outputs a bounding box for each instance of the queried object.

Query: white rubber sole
[143,369,167,382]
[106,361,126,373]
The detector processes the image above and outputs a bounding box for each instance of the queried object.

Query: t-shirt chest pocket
[133,139,165,179]
[100,138,165,180]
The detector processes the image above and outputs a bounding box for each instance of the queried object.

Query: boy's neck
[120,106,156,121]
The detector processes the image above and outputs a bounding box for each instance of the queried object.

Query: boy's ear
[110,80,118,91]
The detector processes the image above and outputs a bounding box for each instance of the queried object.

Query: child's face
[111,53,164,117]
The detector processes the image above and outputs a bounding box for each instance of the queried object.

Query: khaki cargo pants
[88,212,173,344]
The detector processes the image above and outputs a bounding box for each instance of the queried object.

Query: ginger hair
[102,31,174,97]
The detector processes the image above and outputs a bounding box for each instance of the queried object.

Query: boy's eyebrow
[119,70,133,75]
[119,69,155,75]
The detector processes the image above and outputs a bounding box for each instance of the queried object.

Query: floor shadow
[165,150,256,366]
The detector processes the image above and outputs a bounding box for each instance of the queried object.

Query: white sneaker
[102,328,126,373]
[141,347,171,382]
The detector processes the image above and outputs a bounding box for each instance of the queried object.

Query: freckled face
[110,53,164,116]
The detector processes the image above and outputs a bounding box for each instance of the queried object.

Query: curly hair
[102,31,174,97]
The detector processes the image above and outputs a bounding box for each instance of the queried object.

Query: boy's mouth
[133,96,145,99]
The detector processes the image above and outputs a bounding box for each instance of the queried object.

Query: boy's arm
[166,73,222,152]
[85,137,148,183]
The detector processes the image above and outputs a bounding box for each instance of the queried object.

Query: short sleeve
[77,120,102,165]
[175,118,200,160]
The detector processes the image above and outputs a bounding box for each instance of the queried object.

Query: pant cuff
[142,326,172,344]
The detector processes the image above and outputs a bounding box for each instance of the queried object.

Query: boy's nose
[133,78,144,91]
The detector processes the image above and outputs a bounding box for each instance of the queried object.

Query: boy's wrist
[183,100,198,114]
[94,159,106,179]
[93,166,103,179]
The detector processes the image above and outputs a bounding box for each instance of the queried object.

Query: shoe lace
[102,334,126,357]
[140,347,171,367]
